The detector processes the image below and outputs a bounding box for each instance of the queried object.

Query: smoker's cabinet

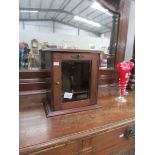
[41,49,101,117]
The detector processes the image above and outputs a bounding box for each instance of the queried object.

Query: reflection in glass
[19,42,30,70]
[99,13,119,69]
[19,0,120,71]
[61,61,91,102]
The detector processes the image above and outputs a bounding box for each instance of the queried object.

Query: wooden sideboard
[19,86,135,155]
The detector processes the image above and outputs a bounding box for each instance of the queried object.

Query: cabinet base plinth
[43,98,102,117]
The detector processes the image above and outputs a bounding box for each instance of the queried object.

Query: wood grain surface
[20,86,134,154]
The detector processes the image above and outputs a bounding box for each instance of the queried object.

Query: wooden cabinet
[40,49,101,117]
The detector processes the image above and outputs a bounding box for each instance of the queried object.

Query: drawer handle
[71,54,84,59]
[124,125,135,139]
[119,134,124,138]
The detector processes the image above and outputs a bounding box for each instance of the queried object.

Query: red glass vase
[115,61,134,103]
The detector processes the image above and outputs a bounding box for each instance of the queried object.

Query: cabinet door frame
[51,52,99,111]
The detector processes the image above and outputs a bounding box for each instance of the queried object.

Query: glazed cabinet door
[52,52,99,111]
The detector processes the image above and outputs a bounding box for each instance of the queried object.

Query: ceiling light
[20,10,38,13]
[91,1,107,13]
[74,16,101,27]
[105,11,112,16]
[91,2,112,16]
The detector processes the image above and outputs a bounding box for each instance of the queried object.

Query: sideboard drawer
[92,124,135,155]
[29,141,81,155]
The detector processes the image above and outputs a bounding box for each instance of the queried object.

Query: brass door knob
[56,81,60,85]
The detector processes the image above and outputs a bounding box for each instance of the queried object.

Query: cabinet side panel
[90,53,99,105]
[52,53,62,110]
[44,52,52,103]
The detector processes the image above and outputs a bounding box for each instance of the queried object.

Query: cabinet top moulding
[40,48,102,54]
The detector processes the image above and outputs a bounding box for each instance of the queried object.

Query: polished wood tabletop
[19,86,135,153]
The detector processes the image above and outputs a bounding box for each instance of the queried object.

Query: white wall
[125,0,135,60]
[19,21,110,50]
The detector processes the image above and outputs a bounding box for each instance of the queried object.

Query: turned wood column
[107,14,119,68]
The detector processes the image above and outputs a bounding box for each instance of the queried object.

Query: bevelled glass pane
[61,61,91,102]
